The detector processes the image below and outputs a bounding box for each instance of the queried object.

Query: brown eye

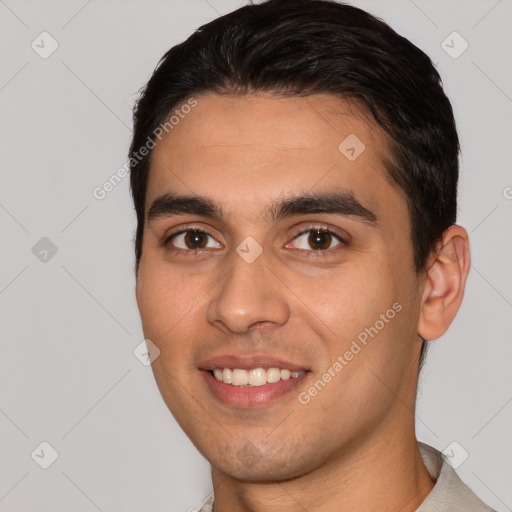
[184,230,208,249]
[167,230,221,251]
[290,228,345,251]
[308,230,333,250]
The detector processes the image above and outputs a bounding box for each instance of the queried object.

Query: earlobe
[417,225,471,341]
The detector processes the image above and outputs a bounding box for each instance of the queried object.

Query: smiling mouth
[209,367,307,387]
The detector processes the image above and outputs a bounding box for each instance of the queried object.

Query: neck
[210,422,435,512]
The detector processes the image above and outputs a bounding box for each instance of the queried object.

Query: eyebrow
[147,190,377,225]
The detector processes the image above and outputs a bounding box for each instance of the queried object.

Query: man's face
[136,93,425,481]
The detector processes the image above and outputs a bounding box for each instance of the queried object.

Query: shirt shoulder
[416,442,497,512]
[197,495,214,512]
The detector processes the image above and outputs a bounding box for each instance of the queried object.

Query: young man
[129,1,496,510]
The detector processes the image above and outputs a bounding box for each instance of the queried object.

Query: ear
[417,225,471,341]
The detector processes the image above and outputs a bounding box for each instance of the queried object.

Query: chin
[204,440,321,483]
[214,460,308,483]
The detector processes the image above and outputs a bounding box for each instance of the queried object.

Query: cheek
[136,269,164,335]
[301,260,413,387]
[304,304,414,429]
[136,263,194,341]
[135,261,218,381]
[296,262,395,338]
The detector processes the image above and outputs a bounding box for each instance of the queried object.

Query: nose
[206,248,290,334]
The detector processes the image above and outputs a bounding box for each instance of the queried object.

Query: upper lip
[198,354,309,372]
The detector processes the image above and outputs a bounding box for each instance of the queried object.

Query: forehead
[153,92,384,152]
[146,92,404,222]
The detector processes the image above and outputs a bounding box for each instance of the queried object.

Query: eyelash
[162,223,347,256]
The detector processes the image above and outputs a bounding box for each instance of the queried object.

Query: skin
[135,92,471,512]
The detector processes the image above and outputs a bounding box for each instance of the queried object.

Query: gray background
[0,0,511,510]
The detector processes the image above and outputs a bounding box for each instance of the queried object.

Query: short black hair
[129,0,461,368]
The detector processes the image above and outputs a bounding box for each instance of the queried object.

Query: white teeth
[248,368,267,386]
[232,369,249,386]
[267,367,281,383]
[222,368,233,384]
[280,369,291,380]
[211,367,305,386]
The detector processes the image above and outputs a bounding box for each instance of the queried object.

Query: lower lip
[200,370,309,408]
